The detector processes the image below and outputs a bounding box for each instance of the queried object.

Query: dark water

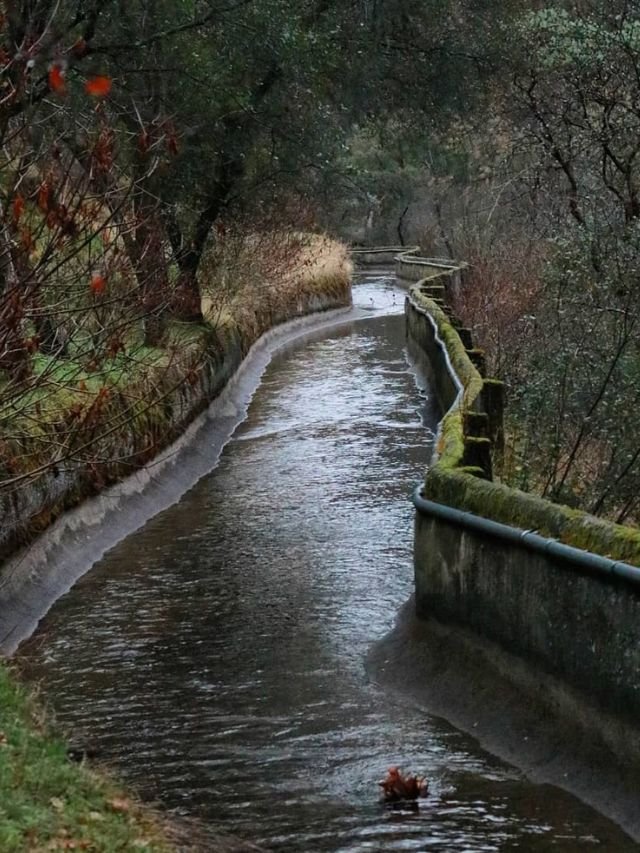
[16,278,636,851]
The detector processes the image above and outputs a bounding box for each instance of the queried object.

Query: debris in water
[378,767,429,803]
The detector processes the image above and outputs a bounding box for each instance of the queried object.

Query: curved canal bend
[14,276,636,852]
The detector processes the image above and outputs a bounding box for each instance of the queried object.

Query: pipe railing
[413,489,640,589]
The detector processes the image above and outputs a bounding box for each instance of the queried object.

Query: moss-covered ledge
[409,285,640,567]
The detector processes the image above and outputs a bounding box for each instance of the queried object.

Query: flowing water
[15,276,636,851]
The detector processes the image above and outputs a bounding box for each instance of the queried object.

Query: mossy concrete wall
[396,251,466,294]
[414,511,640,725]
[0,330,243,562]
[351,246,413,266]
[350,246,466,286]
[407,281,640,730]
[408,288,640,562]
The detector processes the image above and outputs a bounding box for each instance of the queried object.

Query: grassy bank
[0,233,352,561]
[0,665,172,852]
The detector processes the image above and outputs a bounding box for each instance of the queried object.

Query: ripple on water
[16,283,638,852]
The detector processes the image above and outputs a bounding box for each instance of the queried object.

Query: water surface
[17,277,636,851]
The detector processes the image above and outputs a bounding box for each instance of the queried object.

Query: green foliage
[518,8,612,69]
[0,664,171,852]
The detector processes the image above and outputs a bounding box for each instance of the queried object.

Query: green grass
[0,664,173,852]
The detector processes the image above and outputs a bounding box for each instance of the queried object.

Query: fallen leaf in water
[378,767,429,802]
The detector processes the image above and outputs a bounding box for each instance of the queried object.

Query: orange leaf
[48,64,66,94]
[90,274,106,295]
[85,75,112,97]
[12,194,25,223]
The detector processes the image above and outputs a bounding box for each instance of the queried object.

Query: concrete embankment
[372,251,640,840]
[0,267,353,654]
[368,598,640,841]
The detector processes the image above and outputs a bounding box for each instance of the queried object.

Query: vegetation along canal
[14,276,636,851]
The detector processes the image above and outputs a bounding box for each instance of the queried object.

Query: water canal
[13,275,636,851]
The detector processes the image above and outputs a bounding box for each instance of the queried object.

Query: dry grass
[201,232,352,342]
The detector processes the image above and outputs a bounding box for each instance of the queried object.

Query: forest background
[1,0,639,525]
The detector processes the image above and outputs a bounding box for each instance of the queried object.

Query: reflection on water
[16,279,636,851]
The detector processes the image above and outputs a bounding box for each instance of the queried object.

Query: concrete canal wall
[404,253,640,757]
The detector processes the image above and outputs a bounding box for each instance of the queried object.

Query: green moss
[0,664,172,852]
[409,281,640,567]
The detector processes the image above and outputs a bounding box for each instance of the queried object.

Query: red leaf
[12,194,25,223]
[138,129,150,153]
[20,227,34,253]
[166,133,179,156]
[378,767,429,802]
[90,274,106,295]
[92,129,114,171]
[48,64,66,94]
[85,75,112,97]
